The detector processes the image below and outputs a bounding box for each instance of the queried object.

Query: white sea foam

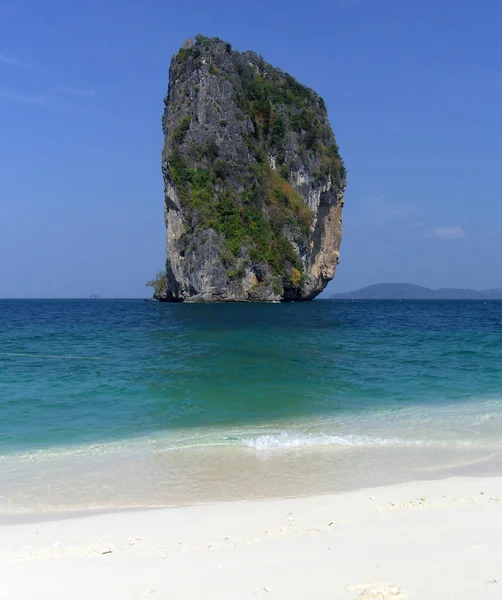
[244,433,427,451]
[0,428,495,465]
[4,394,502,464]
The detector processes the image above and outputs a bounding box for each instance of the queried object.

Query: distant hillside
[331,283,502,300]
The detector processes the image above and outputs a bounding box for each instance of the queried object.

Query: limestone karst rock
[160,36,346,302]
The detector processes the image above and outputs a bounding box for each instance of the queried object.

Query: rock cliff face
[160,35,346,302]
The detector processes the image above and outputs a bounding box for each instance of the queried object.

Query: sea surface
[1,299,502,515]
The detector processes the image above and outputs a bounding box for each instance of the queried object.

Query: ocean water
[1,299,502,515]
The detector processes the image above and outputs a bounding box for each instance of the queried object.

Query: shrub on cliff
[146,271,167,298]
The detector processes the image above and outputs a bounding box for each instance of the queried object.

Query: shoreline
[2,476,502,599]
[2,441,501,519]
[0,467,499,527]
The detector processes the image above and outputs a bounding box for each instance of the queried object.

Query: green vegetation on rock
[167,150,305,277]
[146,271,167,297]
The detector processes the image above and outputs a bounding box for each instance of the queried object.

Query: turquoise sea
[1,299,502,515]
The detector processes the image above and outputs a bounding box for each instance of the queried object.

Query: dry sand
[1,477,502,599]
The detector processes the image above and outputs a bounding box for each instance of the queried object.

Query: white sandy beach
[1,477,502,599]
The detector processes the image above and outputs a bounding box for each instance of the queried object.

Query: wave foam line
[0,432,496,463]
[242,433,481,451]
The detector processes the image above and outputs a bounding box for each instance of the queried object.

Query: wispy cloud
[0,52,96,110]
[0,53,40,72]
[357,198,467,242]
[0,89,53,106]
[0,86,98,111]
[55,86,97,98]
[430,226,466,240]
[363,195,418,224]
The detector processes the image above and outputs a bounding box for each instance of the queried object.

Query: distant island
[331,283,502,300]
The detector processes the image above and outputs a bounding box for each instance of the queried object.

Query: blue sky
[0,0,500,298]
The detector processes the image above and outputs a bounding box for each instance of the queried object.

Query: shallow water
[1,299,502,513]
